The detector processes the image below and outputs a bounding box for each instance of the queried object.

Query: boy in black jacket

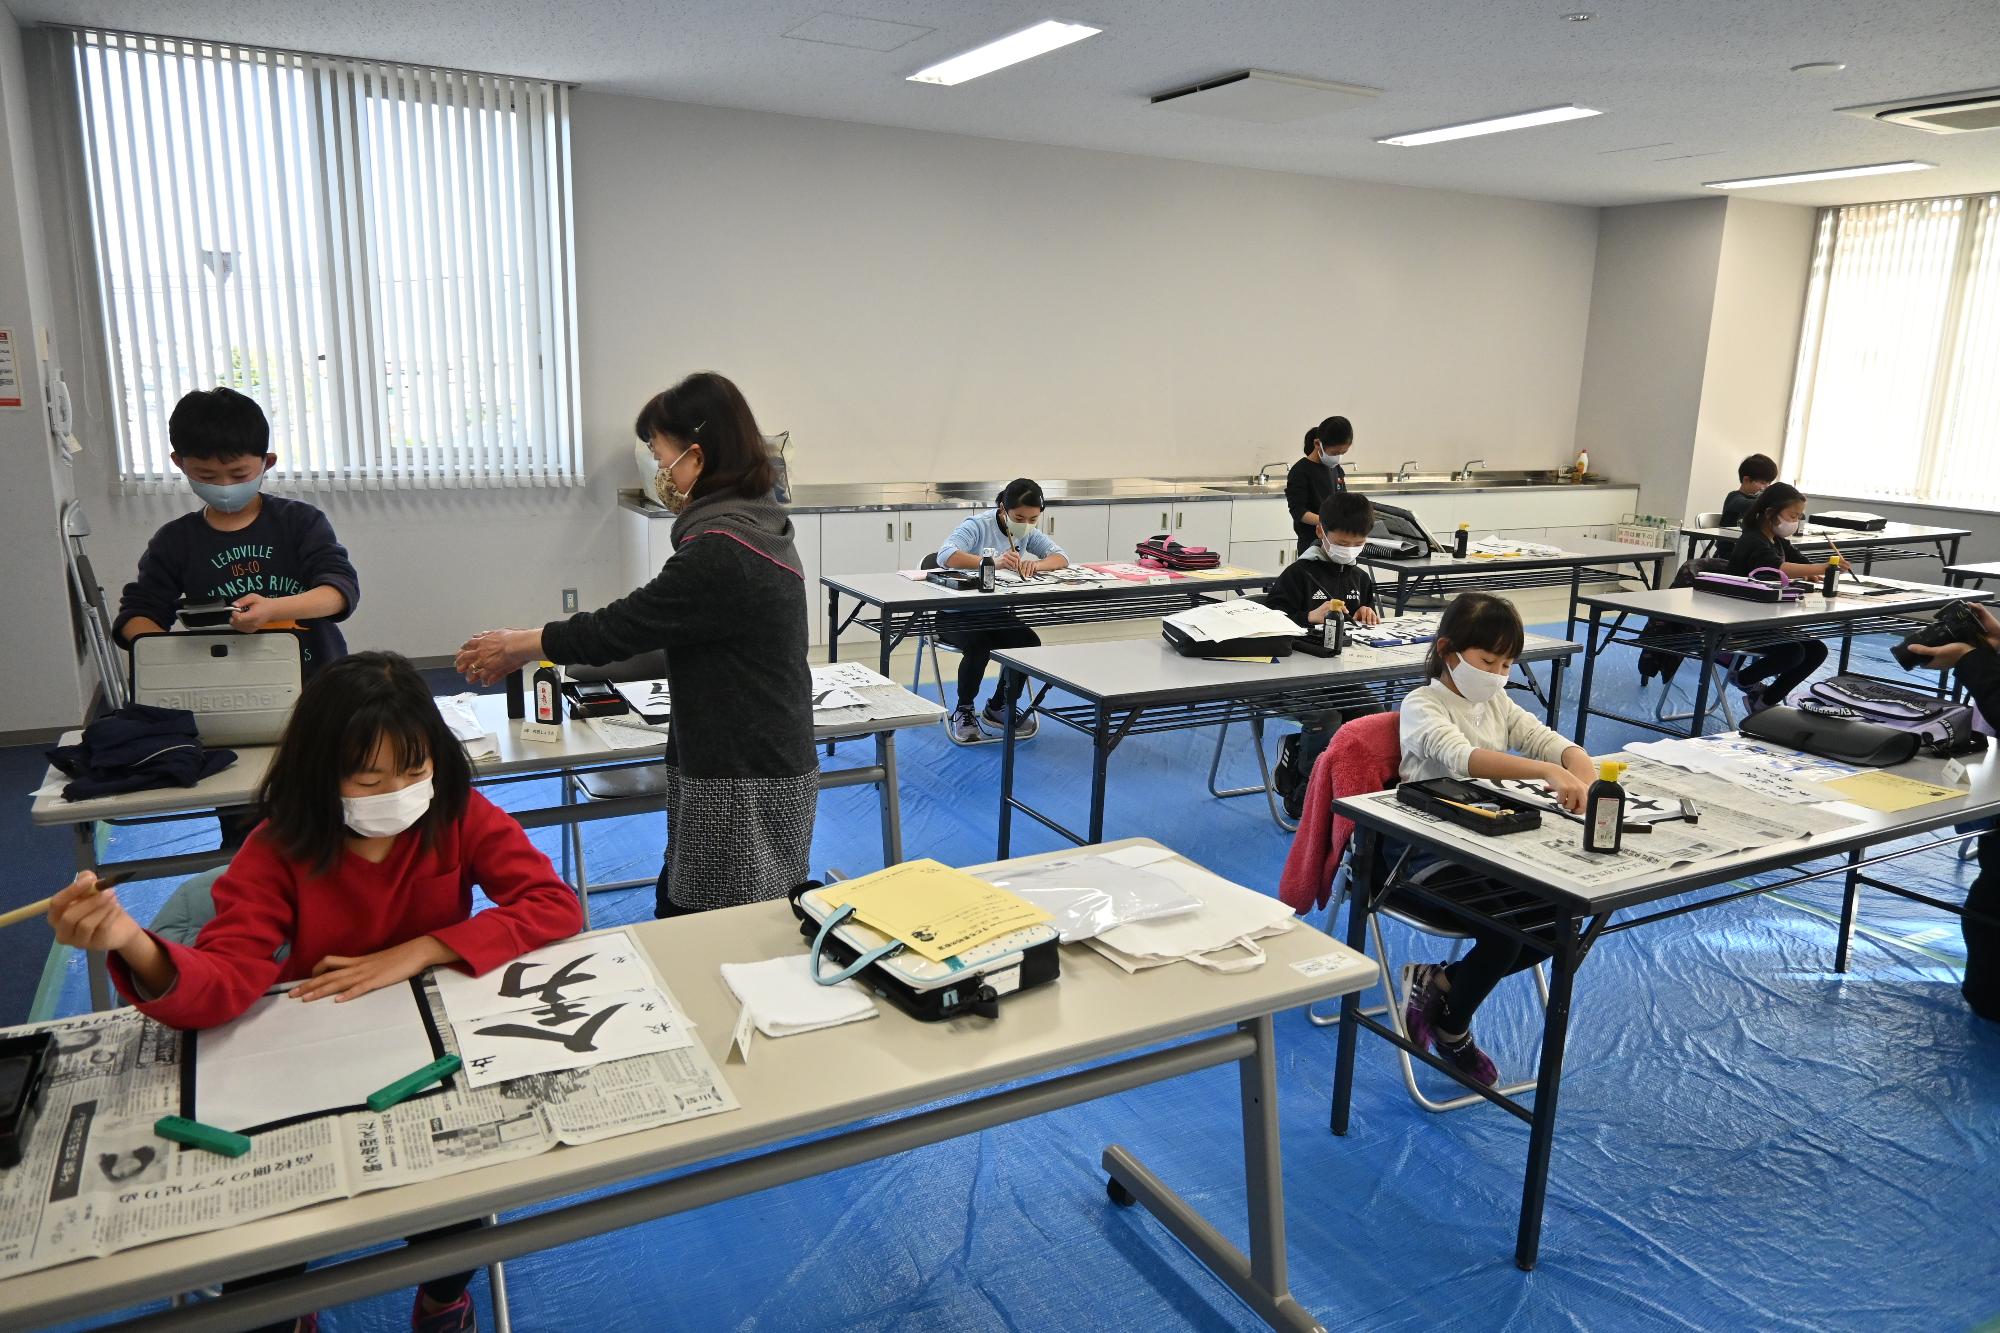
[1265,490,1382,816]
[115,388,359,678]
[1906,601,2000,1022]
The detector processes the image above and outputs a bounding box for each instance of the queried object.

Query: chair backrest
[1695,511,1726,529]
[1327,710,1402,871]
[920,552,940,571]
[62,500,127,712]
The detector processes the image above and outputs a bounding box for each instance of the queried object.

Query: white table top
[1946,561,2000,579]
[0,838,1373,1323]
[1363,536,1671,574]
[821,567,1273,608]
[1335,744,2000,914]
[1684,520,1969,546]
[992,632,1576,707]
[1575,578,1987,628]
[31,682,941,829]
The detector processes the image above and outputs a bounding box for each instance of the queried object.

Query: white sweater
[1398,678,1577,784]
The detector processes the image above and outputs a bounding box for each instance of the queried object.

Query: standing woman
[455,373,816,916]
[1725,481,1831,714]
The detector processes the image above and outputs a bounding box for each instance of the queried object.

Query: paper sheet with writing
[1623,735,1858,804]
[433,932,696,1087]
[612,678,673,721]
[818,859,1052,962]
[193,982,438,1133]
[0,974,736,1284]
[1162,599,1300,643]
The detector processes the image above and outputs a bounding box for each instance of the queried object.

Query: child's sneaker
[1738,684,1767,716]
[945,705,983,745]
[412,1291,475,1333]
[1401,962,1444,1053]
[980,699,1038,739]
[1434,1027,1500,1088]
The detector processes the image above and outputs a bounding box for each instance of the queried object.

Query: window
[1785,193,2000,511]
[64,29,581,490]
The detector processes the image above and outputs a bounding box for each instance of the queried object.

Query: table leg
[1565,565,1583,642]
[1394,573,1411,617]
[997,666,1019,858]
[1687,629,1721,738]
[1330,831,1375,1136]
[1088,704,1111,845]
[877,612,894,679]
[1543,653,1567,728]
[1514,913,1580,1272]
[1572,607,1604,746]
[1102,1015,1327,1333]
[876,731,903,865]
[1835,846,1864,973]
[827,587,841,663]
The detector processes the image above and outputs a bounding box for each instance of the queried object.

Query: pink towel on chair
[1278,712,1402,914]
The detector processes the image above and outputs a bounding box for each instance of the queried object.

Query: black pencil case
[0,1031,56,1170]
[1396,777,1543,836]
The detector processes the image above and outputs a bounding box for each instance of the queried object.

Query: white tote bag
[1087,867,1297,974]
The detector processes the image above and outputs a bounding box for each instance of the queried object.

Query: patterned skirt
[662,766,819,912]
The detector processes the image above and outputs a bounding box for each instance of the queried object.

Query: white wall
[1571,199,1727,521]
[1690,199,1816,521]
[0,19,86,734]
[26,79,1601,716]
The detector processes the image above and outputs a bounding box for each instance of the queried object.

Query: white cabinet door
[898,508,968,569]
[792,513,823,646]
[1230,496,1293,544]
[1168,498,1233,553]
[1228,539,1296,575]
[1105,502,1179,561]
[1043,504,1110,564]
[820,511,902,576]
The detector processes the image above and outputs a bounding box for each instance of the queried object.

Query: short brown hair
[633,371,775,502]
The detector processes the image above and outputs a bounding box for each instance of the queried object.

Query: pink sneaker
[412,1291,475,1333]
[1434,1027,1500,1088]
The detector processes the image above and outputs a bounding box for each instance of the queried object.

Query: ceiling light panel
[1704,160,1935,189]
[907,20,1100,87]
[1377,104,1600,147]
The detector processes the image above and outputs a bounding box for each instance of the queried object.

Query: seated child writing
[47,651,583,1333]
[1394,592,1595,1087]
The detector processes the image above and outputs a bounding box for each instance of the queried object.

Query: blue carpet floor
[12,627,2000,1332]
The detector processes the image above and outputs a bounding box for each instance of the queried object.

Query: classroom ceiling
[13,0,2000,208]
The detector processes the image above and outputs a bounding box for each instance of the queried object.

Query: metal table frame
[993,641,1578,856]
[823,571,1276,677]
[1569,584,1991,745]
[1681,523,1966,574]
[1945,561,2000,591]
[1326,773,2000,1273]
[1364,542,1670,641]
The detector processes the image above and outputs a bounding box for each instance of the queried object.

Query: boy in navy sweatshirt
[115,388,359,678]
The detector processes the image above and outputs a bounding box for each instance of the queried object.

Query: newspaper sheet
[0,975,736,1283]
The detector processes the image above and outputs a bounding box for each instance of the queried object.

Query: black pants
[939,624,1040,711]
[1966,831,2000,1022]
[232,1218,485,1331]
[1736,639,1828,705]
[1384,846,1555,1033]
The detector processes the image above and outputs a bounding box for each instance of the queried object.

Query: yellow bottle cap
[1828,555,1841,567]
[1597,760,1627,782]
[1457,522,1470,530]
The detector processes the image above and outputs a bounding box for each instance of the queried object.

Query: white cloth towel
[720,955,878,1038]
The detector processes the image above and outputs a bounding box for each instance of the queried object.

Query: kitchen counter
[617,473,1626,518]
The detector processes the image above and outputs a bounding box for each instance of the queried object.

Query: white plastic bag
[1087,861,1296,972]
[992,854,1201,943]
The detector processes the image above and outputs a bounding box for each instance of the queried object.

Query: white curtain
[1786,193,2000,511]
[65,28,581,491]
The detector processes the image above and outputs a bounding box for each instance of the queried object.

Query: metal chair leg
[561,775,592,930]
[1205,709,1300,832]
[1656,661,1738,728]
[486,1215,512,1333]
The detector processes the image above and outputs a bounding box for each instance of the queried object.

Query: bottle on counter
[1572,449,1590,483]
[1453,523,1470,559]
[978,547,996,593]
[1321,598,1346,653]
[1823,554,1842,598]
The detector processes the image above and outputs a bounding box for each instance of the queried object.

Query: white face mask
[1004,515,1038,539]
[1446,654,1510,704]
[1773,517,1801,538]
[1320,539,1365,565]
[341,775,434,839]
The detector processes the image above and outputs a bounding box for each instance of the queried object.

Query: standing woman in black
[455,372,817,916]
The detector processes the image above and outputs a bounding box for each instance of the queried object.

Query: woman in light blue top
[934,478,1068,743]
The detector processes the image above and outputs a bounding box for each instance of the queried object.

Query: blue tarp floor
[25,621,2000,1332]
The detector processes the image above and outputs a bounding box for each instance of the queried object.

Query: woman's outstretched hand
[455,629,541,686]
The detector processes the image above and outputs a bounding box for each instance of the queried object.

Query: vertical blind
[1785,193,2000,510]
[65,28,581,490]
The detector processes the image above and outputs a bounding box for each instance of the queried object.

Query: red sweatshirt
[109,791,584,1030]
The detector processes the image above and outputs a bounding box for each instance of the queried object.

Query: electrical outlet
[561,588,579,613]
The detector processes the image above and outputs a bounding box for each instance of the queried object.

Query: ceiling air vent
[1841,89,2000,135]
[1150,70,1379,124]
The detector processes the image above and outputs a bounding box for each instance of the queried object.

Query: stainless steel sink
[931,477,1192,501]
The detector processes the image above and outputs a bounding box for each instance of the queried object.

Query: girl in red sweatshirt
[48,650,582,1333]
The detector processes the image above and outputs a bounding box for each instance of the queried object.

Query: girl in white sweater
[1396,592,1596,1087]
